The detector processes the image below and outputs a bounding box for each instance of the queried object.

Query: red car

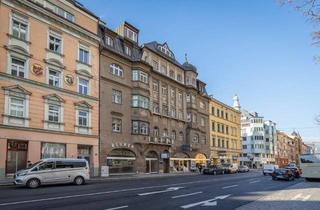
[285,166,301,178]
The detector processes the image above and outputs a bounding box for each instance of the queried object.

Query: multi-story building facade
[209,96,241,164]
[240,109,277,168]
[0,0,100,178]
[276,131,296,167]
[99,22,210,175]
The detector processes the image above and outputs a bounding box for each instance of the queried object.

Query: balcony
[149,136,173,146]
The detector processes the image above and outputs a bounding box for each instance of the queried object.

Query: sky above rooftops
[79,0,320,141]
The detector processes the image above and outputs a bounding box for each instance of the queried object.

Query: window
[211,107,215,115]
[132,95,149,109]
[48,69,60,87]
[171,130,176,140]
[112,90,122,104]
[243,145,247,149]
[124,45,131,56]
[78,78,89,95]
[132,70,148,83]
[105,36,114,47]
[153,127,159,137]
[78,110,88,126]
[153,81,159,92]
[212,137,216,147]
[49,33,61,53]
[48,3,75,22]
[200,117,205,126]
[169,69,175,78]
[11,58,25,78]
[41,143,66,158]
[187,113,191,122]
[112,118,122,133]
[177,74,182,82]
[152,60,159,71]
[124,27,137,42]
[110,64,123,77]
[163,129,168,137]
[179,131,184,141]
[79,46,89,64]
[48,104,60,122]
[200,101,205,109]
[12,19,27,40]
[9,97,24,117]
[192,113,197,123]
[160,65,167,75]
[186,94,191,102]
[132,121,149,135]
[153,102,159,113]
[211,121,215,131]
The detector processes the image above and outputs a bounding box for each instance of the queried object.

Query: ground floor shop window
[107,149,136,174]
[41,142,66,158]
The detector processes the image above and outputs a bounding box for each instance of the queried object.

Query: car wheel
[27,178,40,189]
[74,176,85,185]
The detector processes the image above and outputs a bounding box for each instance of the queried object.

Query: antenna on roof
[185,53,188,63]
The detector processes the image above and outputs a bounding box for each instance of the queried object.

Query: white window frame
[112,89,122,104]
[124,27,137,42]
[110,64,123,77]
[78,110,89,127]
[105,35,114,47]
[44,99,64,131]
[47,67,62,88]
[78,44,90,65]
[124,45,132,56]
[78,77,90,95]
[112,118,122,133]
[9,97,25,118]
[75,106,92,134]
[10,57,26,78]
[48,31,62,54]
[10,14,29,41]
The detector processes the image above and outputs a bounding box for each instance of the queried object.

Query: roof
[182,61,197,72]
[66,0,99,19]
[142,41,183,68]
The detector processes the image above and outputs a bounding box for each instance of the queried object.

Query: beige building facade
[0,0,100,177]
[209,97,241,164]
[99,22,210,175]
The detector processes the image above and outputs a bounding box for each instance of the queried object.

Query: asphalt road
[0,170,305,210]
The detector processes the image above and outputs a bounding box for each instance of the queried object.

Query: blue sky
[79,0,320,141]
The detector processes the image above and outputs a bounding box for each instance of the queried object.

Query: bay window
[132,95,149,109]
[132,70,148,83]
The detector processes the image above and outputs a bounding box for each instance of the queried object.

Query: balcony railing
[149,136,173,145]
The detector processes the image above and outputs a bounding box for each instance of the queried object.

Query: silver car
[14,158,90,188]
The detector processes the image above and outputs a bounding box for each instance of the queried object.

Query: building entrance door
[77,145,92,174]
[6,140,28,175]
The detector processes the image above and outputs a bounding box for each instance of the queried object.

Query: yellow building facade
[209,97,241,164]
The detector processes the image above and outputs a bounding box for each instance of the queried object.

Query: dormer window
[157,44,175,59]
[46,2,75,22]
[105,36,114,47]
[124,45,132,56]
[124,27,137,42]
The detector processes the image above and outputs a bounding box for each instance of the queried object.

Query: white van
[14,158,90,188]
[263,164,279,175]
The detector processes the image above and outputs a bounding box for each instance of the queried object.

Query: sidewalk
[235,180,320,210]
[0,172,198,186]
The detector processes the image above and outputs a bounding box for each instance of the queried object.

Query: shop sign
[31,64,43,76]
[111,142,134,149]
[161,153,170,159]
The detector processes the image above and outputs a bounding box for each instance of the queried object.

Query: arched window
[109,63,123,77]
[179,131,184,141]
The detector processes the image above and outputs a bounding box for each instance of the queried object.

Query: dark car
[271,168,295,181]
[285,166,301,178]
[202,165,225,175]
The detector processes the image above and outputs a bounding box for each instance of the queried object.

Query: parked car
[238,165,250,173]
[285,166,301,178]
[271,168,295,181]
[263,164,279,175]
[222,163,239,174]
[14,158,90,188]
[202,165,225,175]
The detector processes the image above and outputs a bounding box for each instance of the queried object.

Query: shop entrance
[161,150,170,173]
[6,140,28,175]
[107,149,136,175]
[171,153,190,173]
[145,151,159,174]
[78,145,92,175]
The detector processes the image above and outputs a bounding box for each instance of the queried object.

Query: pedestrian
[198,164,203,174]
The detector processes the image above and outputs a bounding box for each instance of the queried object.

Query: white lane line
[249,180,260,184]
[171,191,203,199]
[105,206,128,210]
[222,185,238,189]
[138,187,184,196]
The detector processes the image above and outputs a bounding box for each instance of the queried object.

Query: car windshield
[26,161,43,169]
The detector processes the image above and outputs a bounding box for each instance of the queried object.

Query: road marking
[138,187,184,196]
[172,191,202,199]
[291,193,312,201]
[0,175,259,206]
[222,185,238,189]
[249,180,260,184]
[105,206,128,210]
[181,194,231,209]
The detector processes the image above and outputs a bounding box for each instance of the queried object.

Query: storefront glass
[107,149,136,174]
[41,143,66,158]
